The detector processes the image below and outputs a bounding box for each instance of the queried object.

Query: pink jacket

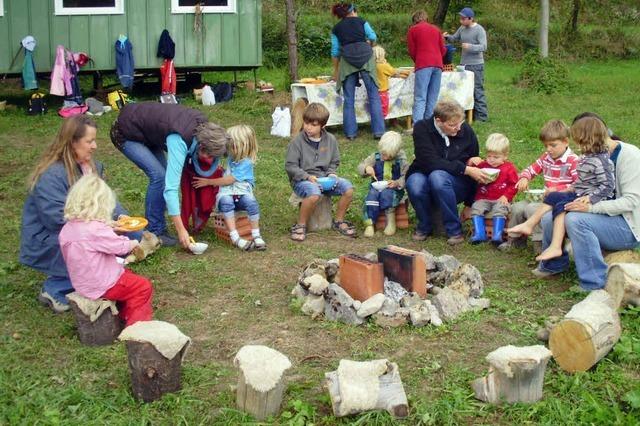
[50,45,73,96]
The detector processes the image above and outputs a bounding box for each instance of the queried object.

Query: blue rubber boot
[491,216,506,245]
[470,216,487,244]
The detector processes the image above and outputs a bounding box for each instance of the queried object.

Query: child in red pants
[59,175,153,326]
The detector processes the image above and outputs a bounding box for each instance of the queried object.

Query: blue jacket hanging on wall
[115,36,135,89]
[21,36,38,90]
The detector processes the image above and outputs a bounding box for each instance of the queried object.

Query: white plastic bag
[201,85,216,106]
[270,106,291,138]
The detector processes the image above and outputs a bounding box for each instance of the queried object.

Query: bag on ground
[201,85,216,106]
[270,106,291,138]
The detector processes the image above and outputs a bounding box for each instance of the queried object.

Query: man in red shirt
[407,10,447,124]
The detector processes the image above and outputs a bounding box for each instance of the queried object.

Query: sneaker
[531,267,561,279]
[157,232,177,247]
[447,234,465,246]
[497,237,527,252]
[412,230,428,241]
[38,292,70,314]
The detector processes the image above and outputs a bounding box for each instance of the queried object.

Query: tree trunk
[472,345,552,404]
[68,299,123,346]
[433,0,451,28]
[549,290,621,373]
[539,0,549,58]
[605,263,640,308]
[285,0,298,82]
[568,0,581,35]
[125,341,186,402]
[236,371,286,421]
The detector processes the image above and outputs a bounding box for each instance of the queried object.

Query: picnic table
[290,70,475,127]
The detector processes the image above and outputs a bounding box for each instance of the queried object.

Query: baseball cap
[459,7,475,18]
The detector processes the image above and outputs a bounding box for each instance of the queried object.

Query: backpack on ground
[26,92,47,115]
[211,82,233,103]
[108,90,129,111]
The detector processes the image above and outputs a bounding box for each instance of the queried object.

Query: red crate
[212,213,253,245]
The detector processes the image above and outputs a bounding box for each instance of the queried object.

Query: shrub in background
[514,51,574,94]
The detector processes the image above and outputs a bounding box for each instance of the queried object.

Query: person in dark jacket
[405,99,492,245]
[110,103,229,248]
[19,116,140,313]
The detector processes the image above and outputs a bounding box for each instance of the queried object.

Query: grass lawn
[1,60,639,425]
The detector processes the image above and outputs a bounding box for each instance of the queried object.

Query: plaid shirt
[520,148,579,190]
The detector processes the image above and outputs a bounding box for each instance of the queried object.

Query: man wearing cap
[444,7,488,122]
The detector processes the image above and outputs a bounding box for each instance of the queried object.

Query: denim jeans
[342,71,385,138]
[538,211,640,290]
[120,141,168,235]
[42,275,74,304]
[364,187,396,222]
[406,170,475,237]
[293,178,353,198]
[463,64,488,121]
[413,67,442,123]
[217,194,260,222]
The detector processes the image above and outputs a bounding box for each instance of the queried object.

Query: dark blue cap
[459,7,475,18]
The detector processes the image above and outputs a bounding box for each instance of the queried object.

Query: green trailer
[0,0,262,81]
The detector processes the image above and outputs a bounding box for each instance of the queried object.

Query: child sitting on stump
[468,133,519,244]
[59,175,154,327]
[358,131,409,237]
[285,102,356,241]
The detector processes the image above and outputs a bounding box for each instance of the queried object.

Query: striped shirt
[574,153,615,204]
[520,148,579,190]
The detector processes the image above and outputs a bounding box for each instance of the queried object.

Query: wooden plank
[126,0,148,67]
[0,0,14,70]
[165,4,185,65]
[8,0,29,72]
[29,0,52,71]
[237,0,258,65]
[145,0,166,68]
[69,16,90,54]
[203,13,222,65]
[220,11,239,66]
[88,15,111,69]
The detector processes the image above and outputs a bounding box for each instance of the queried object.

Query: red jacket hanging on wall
[160,59,176,95]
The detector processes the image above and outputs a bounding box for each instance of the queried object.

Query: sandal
[253,235,267,250]
[290,224,306,242]
[332,220,357,238]
[235,238,256,251]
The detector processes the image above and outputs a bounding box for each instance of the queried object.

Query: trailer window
[171,0,236,14]
[55,0,124,15]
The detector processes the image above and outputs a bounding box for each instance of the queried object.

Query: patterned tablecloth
[291,70,474,127]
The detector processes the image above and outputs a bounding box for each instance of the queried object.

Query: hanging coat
[65,50,83,104]
[157,29,175,60]
[115,37,135,89]
[22,50,38,90]
[50,45,68,96]
[160,58,176,95]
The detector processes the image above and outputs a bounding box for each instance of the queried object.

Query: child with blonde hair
[358,130,409,237]
[59,175,153,326]
[373,45,397,117]
[468,133,519,244]
[193,125,265,251]
[509,117,615,261]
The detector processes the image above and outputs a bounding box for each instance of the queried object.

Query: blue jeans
[120,140,168,235]
[293,178,353,198]
[413,67,442,123]
[42,276,74,304]
[406,170,475,237]
[364,187,397,222]
[464,64,488,121]
[342,71,385,138]
[538,211,640,290]
[218,194,260,222]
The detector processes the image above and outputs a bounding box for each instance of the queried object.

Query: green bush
[514,51,574,94]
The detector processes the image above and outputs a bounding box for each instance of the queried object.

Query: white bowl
[526,189,545,202]
[189,242,208,255]
[482,168,500,181]
[371,180,389,191]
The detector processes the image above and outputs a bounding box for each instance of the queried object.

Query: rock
[384,279,409,303]
[353,300,362,311]
[378,297,400,317]
[536,327,550,342]
[429,286,443,295]
[302,294,326,318]
[429,305,443,326]
[291,284,309,300]
[429,271,450,287]
[409,302,432,326]
[432,287,470,322]
[435,255,460,273]
[400,292,423,308]
[373,308,409,328]
[363,252,378,262]
[448,264,484,298]
[468,297,491,311]
[325,261,340,283]
[604,250,640,265]
[298,259,328,286]
[420,250,438,271]
[357,293,386,318]
[325,284,363,325]
[304,274,330,296]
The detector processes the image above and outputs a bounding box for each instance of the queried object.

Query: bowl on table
[456,65,466,72]
[317,176,337,191]
[189,242,208,255]
[371,180,389,191]
[482,168,501,182]
[525,189,545,202]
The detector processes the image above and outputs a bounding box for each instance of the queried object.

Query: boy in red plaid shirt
[499,120,579,252]
[468,133,519,244]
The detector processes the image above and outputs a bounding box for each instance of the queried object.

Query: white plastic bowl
[483,168,501,181]
[526,189,545,202]
[371,180,389,191]
[189,242,208,255]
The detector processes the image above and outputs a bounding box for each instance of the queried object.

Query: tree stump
[233,345,292,420]
[605,263,640,308]
[472,345,552,404]
[67,293,122,346]
[119,321,191,402]
[289,193,332,232]
[125,341,187,402]
[549,290,621,373]
[325,359,408,418]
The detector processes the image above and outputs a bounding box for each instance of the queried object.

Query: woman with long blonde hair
[19,116,137,313]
